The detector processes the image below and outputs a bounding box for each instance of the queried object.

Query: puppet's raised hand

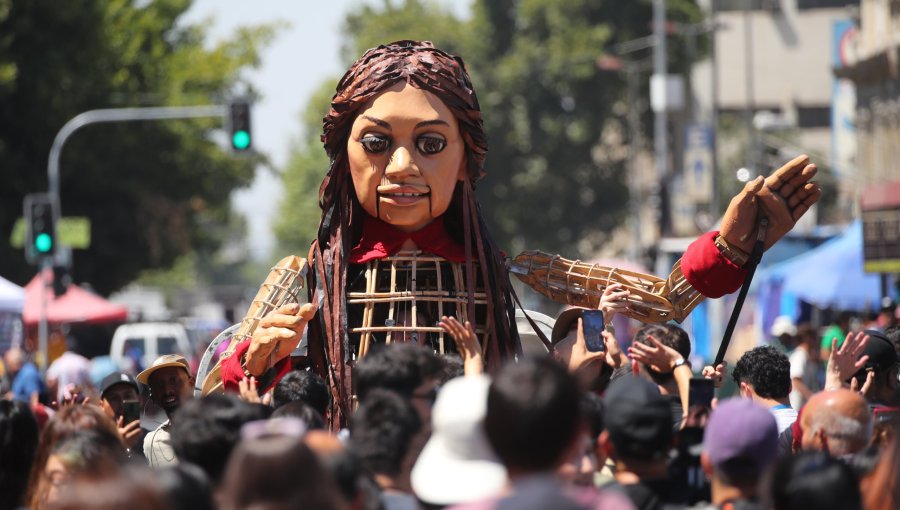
[720,155,821,254]
[244,303,317,376]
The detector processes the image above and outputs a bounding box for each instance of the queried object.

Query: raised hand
[439,316,483,376]
[628,334,683,373]
[598,283,631,323]
[554,316,607,373]
[238,377,273,405]
[720,155,821,254]
[702,361,728,388]
[117,415,142,449]
[825,331,869,390]
[245,302,318,376]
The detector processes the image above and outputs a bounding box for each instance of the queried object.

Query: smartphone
[688,378,715,409]
[581,310,606,353]
[122,400,141,425]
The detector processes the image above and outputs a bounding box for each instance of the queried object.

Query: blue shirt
[11,362,45,402]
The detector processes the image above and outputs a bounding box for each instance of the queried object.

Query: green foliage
[0,0,280,293]
[273,80,336,257]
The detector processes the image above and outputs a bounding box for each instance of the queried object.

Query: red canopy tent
[23,272,128,326]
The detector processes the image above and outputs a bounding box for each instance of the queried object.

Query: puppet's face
[348,82,466,232]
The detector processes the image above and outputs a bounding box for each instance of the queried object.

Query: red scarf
[348,216,466,263]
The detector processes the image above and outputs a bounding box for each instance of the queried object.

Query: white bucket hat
[411,375,507,505]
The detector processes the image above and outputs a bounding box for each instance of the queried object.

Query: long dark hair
[308,40,520,428]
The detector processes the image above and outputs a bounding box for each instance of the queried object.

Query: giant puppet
[209,41,820,427]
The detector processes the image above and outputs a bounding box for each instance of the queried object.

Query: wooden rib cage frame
[348,251,490,359]
[509,250,703,324]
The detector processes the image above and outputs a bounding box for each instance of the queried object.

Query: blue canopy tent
[757,221,882,332]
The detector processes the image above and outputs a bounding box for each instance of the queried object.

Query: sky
[181,0,471,260]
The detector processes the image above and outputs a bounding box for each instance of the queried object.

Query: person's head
[768,451,862,510]
[98,372,140,421]
[885,325,900,358]
[353,342,442,421]
[272,369,329,415]
[271,401,325,431]
[412,375,506,505]
[732,345,792,402]
[771,316,798,347]
[701,398,778,499]
[600,376,673,468]
[26,404,120,509]
[3,347,25,373]
[485,357,582,475]
[350,389,422,482]
[155,463,215,510]
[800,389,872,456]
[136,355,194,417]
[558,391,603,486]
[46,464,168,510]
[795,323,818,350]
[0,400,39,510]
[851,330,899,405]
[168,394,270,486]
[220,435,345,510]
[633,323,691,386]
[37,429,127,509]
[878,297,897,329]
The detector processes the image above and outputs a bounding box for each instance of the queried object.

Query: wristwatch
[673,357,688,369]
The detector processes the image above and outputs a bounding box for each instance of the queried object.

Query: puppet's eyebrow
[416,119,450,129]
[360,115,390,128]
[360,117,451,130]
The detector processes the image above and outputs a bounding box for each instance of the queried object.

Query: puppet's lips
[378,186,429,205]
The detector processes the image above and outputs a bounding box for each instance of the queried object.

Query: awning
[23,271,128,326]
[0,275,25,313]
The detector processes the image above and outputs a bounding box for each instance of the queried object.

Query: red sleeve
[220,339,292,393]
[681,231,747,298]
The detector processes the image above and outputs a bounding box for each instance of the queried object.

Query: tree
[273,81,334,258]
[0,0,279,294]
[277,0,703,260]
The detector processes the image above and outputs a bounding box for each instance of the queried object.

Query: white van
[110,322,192,372]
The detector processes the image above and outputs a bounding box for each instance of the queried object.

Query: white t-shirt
[769,404,798,434]
[789,346,819,410]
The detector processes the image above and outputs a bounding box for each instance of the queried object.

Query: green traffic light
[35,232,52,253]
[232,130,251,150]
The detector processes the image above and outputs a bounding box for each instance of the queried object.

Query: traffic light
[24,193,59,264]
[229,102,252,152]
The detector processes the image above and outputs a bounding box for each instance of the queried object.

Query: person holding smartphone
[98,371,144,458]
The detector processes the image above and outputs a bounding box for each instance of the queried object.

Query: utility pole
[652,0,670,240]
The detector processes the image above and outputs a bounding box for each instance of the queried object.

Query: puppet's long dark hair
[307,41,521,428]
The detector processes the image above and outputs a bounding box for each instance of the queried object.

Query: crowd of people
[1,299,898,510]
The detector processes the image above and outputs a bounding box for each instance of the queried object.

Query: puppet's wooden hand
[756,154,820,249]
[720,155,820,254]
[245,303,317,376]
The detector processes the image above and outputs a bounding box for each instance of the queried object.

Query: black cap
[603,376,673,460]
[858,330,898,373]
[100,372,139,399]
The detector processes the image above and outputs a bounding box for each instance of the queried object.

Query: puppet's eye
[416,135,446,155]
[360,134,390,154]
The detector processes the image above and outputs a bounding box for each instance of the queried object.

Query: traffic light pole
[38,259,50,371]
[41,105,229,369]
[47,105,228,198]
